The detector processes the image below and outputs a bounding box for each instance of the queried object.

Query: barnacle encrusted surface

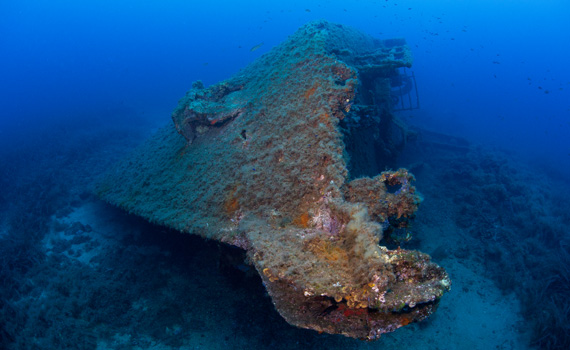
[97,20,450,340]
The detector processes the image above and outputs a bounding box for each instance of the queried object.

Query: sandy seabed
[3,120,567,350]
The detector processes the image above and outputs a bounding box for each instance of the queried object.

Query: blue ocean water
[1,1,569,349]
[2,0,568,171]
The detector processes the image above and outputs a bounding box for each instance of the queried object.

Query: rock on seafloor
[97,20,450,340]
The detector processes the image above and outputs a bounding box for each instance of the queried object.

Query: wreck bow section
[97,20,450,340]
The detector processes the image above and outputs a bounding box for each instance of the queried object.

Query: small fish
[305,8,311,12]
[250,42,264,52]
[492,61,501,64]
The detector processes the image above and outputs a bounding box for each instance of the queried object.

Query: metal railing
[392,68,420,112]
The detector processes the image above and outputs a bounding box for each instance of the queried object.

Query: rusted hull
[97,20,450,340]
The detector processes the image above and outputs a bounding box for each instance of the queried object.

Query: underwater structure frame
[97,20,450,340]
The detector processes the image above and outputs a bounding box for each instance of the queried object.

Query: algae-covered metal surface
[97,20,450,340]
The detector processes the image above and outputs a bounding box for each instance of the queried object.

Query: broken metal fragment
[97,20,450,340]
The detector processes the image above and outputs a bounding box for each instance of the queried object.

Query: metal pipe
[413,71,420,109]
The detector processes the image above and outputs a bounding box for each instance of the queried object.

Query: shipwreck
[97,20,450,340]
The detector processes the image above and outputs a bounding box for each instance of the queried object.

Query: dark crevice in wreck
[336,41,416,180]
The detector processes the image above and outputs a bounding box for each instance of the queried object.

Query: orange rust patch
[306,237,349,262]
[319,112,330,124]
[400,316,411,326]
[304,83,319,99]
[343,307,368,317]
[224,188,240,215]
[293,212,310,228]
[324,246,345,261]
